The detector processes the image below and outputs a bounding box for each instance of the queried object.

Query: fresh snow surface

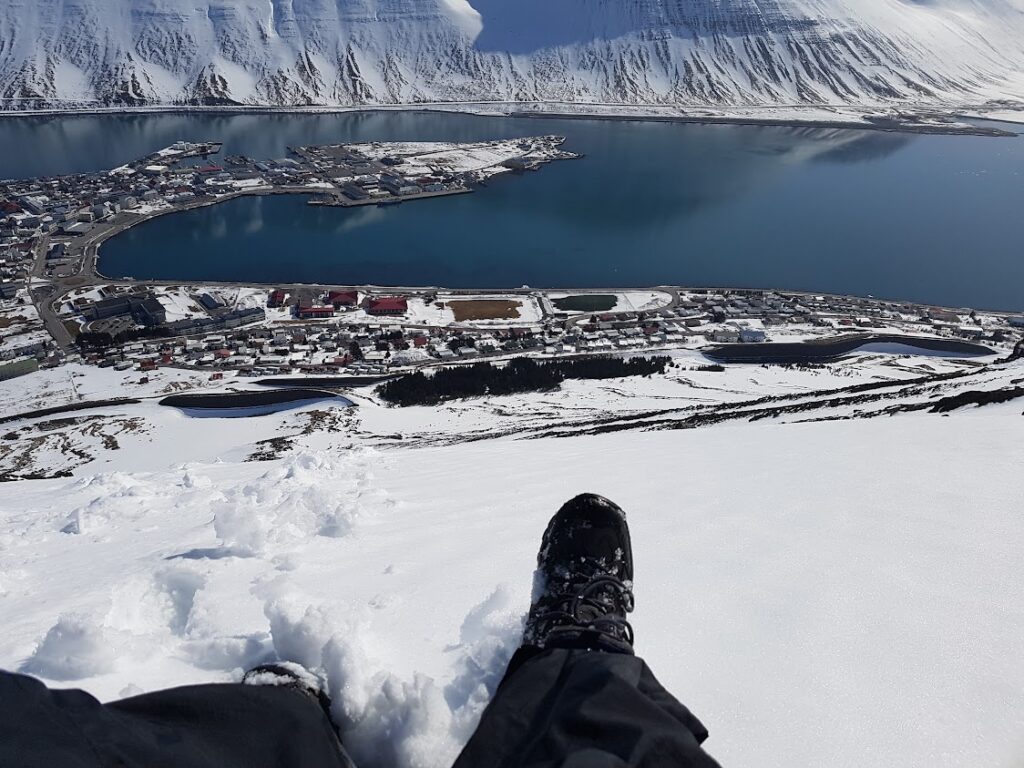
[0,353,1022,767]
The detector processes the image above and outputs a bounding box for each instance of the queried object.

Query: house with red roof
[326,290,359,309]
[366,296,408,316]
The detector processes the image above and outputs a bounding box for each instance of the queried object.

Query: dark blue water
[3,112,1022,309]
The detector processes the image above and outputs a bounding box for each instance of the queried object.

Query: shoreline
[91,202,1024,316]
[89,205,1024,315]
[87,266,1024,317]
[90,200,1024,316]
[1,101,1020,137]
[505,110,1018,137]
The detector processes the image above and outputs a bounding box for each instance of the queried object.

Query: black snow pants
[0,647,721,768]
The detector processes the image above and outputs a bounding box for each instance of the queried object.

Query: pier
[307,185,473,208]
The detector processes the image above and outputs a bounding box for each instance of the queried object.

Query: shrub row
[379,356,670,406]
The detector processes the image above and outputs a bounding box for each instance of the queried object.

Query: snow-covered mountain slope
[1,0,1023,109]
[1,352,1023,767]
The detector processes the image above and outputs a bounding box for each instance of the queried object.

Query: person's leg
[453,493,721,768]
[0,664,356,768]
[455,647,719,768]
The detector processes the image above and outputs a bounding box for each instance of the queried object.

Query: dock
[307,185,473,208]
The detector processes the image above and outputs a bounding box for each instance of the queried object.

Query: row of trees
[76,326,171,351]
[379,356,670,406]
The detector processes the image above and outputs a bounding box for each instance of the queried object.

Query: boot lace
[530,570,635,646]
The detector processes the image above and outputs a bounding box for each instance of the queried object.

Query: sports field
[448,300,522,321]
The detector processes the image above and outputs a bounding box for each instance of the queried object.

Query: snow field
[5,0,1024,110]
[1,399,1022,767]
[0,364,228,419]
[347,140,550,179]
[1,446,526,766]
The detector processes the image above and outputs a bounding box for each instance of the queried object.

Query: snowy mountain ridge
[2,0,1024,109]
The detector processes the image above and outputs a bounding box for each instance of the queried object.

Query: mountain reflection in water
[3,112,1018,310]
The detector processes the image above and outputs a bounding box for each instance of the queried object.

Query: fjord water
[4,112,1022,310]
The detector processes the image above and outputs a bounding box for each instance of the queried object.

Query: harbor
[2,114,1024,380]
[4,112,1024,312]
[0,134,578,287]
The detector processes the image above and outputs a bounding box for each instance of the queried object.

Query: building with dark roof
[297,305,335,319]
[86,295,135,320]
[85,293,166,326]
[133,296,167,326]
[198,293,225,312]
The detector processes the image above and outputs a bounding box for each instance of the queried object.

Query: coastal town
[3,274,1023,386]
[1,138,1023,386]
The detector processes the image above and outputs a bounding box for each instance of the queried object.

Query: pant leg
[0,670,356,768]
[452,647,722,768]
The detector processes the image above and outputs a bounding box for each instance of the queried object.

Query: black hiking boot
[523,493,635,654]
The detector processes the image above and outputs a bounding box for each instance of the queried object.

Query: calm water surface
[3,112,1022,309]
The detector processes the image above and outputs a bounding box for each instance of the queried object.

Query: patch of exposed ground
[247,406,357,461]
[247,437,294,462]
[159,379,205,394]
[0,415,148,481]
[448,300,522,321]
[300,408,355,435]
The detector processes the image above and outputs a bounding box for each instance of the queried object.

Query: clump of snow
[62,472,166,534]
[214,451,385,556]
[443,585,523,742]
[183,634,271,673]
[263,583,522,768]
[22,614,117,680]
[104,567,206,637]
[243,660,324,691]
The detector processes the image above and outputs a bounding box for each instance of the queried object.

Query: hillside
[1,349,1022,767]
[1,0,1023,111]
